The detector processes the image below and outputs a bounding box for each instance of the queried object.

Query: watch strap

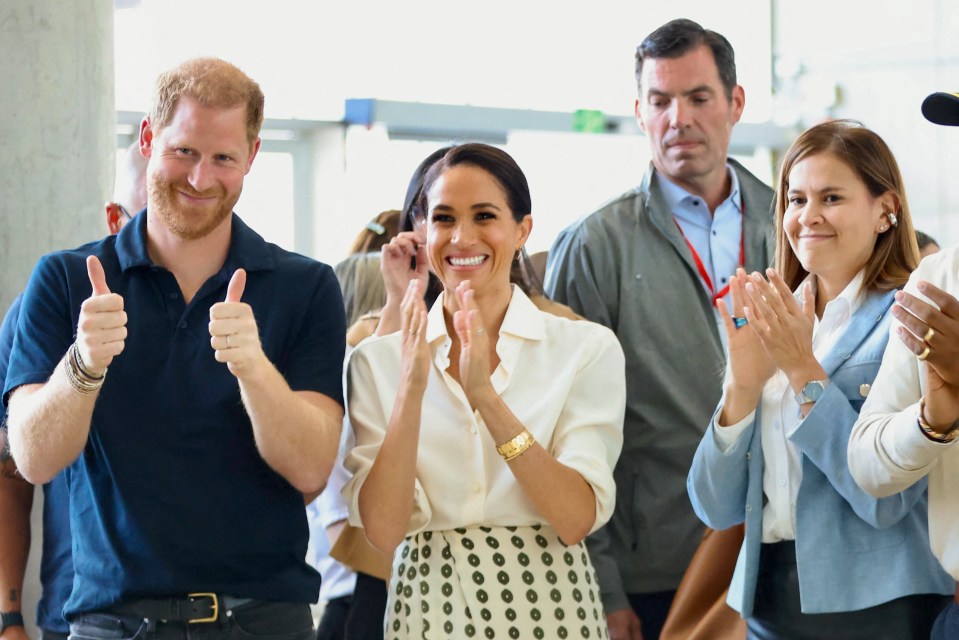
[0,611,24,633]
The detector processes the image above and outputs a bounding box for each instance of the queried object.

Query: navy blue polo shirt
[0,296,73,633]
[3,213,345,617]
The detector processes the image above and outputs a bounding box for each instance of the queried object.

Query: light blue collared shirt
[657,166,743,310]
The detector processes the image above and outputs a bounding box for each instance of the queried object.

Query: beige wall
[0,0,115,314]
[0,0,114,634]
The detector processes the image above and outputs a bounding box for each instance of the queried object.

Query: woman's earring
[886,211,898,227]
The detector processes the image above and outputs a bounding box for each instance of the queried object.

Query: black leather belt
[111,593,253,624]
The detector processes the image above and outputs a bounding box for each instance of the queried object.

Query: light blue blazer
[687,288,953,617]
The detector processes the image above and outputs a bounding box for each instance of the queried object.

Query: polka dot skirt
[386,524,609,639]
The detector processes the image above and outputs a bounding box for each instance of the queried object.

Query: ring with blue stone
[732,316,748,329]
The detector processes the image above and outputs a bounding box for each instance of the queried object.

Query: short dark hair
[915,230,939,253]
[635,19,737,100]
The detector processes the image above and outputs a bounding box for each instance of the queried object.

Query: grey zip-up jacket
[545,159,774,612]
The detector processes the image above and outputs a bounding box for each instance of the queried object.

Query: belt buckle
[187,592,218,624]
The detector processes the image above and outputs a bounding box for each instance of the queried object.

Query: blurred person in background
[334,210,401,327]
[916,229,941,259]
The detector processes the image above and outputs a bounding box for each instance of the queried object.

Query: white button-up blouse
[343,287,625,537]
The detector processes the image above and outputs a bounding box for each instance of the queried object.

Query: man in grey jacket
[545,18,774,640]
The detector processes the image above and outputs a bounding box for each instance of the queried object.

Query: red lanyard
[673,199,745,305]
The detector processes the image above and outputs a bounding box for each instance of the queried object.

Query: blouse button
[471,482,481,493]
[470,426,478,435]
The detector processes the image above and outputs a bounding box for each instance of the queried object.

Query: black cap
[921,91,959,126]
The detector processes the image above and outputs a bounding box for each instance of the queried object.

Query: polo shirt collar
[115,211,275,273]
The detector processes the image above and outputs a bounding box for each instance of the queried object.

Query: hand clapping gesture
[741,269,822,378]
[740,269,828,405]
[452,281,495,406]
[399,279,430,393]
[716,268,776,393]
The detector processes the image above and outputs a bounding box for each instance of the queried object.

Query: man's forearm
[8,359,97,484]
[238,361,342,494]
[0,462,34,614]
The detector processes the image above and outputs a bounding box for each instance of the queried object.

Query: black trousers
[69,600,314,640]
[344,572,387,640]
[626,590,677,640]
[748,541,950,640]
[315,595,351,640]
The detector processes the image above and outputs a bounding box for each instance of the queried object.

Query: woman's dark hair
[402,147,453,308]
[402,146,454,234]
[419,143,544,295]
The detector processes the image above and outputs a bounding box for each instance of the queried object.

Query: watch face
[802,381,825,402]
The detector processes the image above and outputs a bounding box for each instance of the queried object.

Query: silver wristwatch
[795,380,829,405]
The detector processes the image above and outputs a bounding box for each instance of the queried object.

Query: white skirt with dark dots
[386,524,609,640]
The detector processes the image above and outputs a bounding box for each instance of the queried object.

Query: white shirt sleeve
[849,254,959,498]
[549,327,626,533]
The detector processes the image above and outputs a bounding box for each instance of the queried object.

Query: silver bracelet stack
[63,342,106,394]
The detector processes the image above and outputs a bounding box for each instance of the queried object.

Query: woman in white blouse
[687,120,954,639]
[344,143,625,640]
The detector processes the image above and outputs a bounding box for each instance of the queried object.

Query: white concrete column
[0,0,115,313]
[0,1,114,635]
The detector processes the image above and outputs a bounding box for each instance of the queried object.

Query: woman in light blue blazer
[687,120,953,640]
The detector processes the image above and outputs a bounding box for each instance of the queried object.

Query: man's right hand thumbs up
[76,256,128,375]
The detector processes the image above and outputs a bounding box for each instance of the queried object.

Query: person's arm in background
[0,295,32,640]
[0,443,32,640]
